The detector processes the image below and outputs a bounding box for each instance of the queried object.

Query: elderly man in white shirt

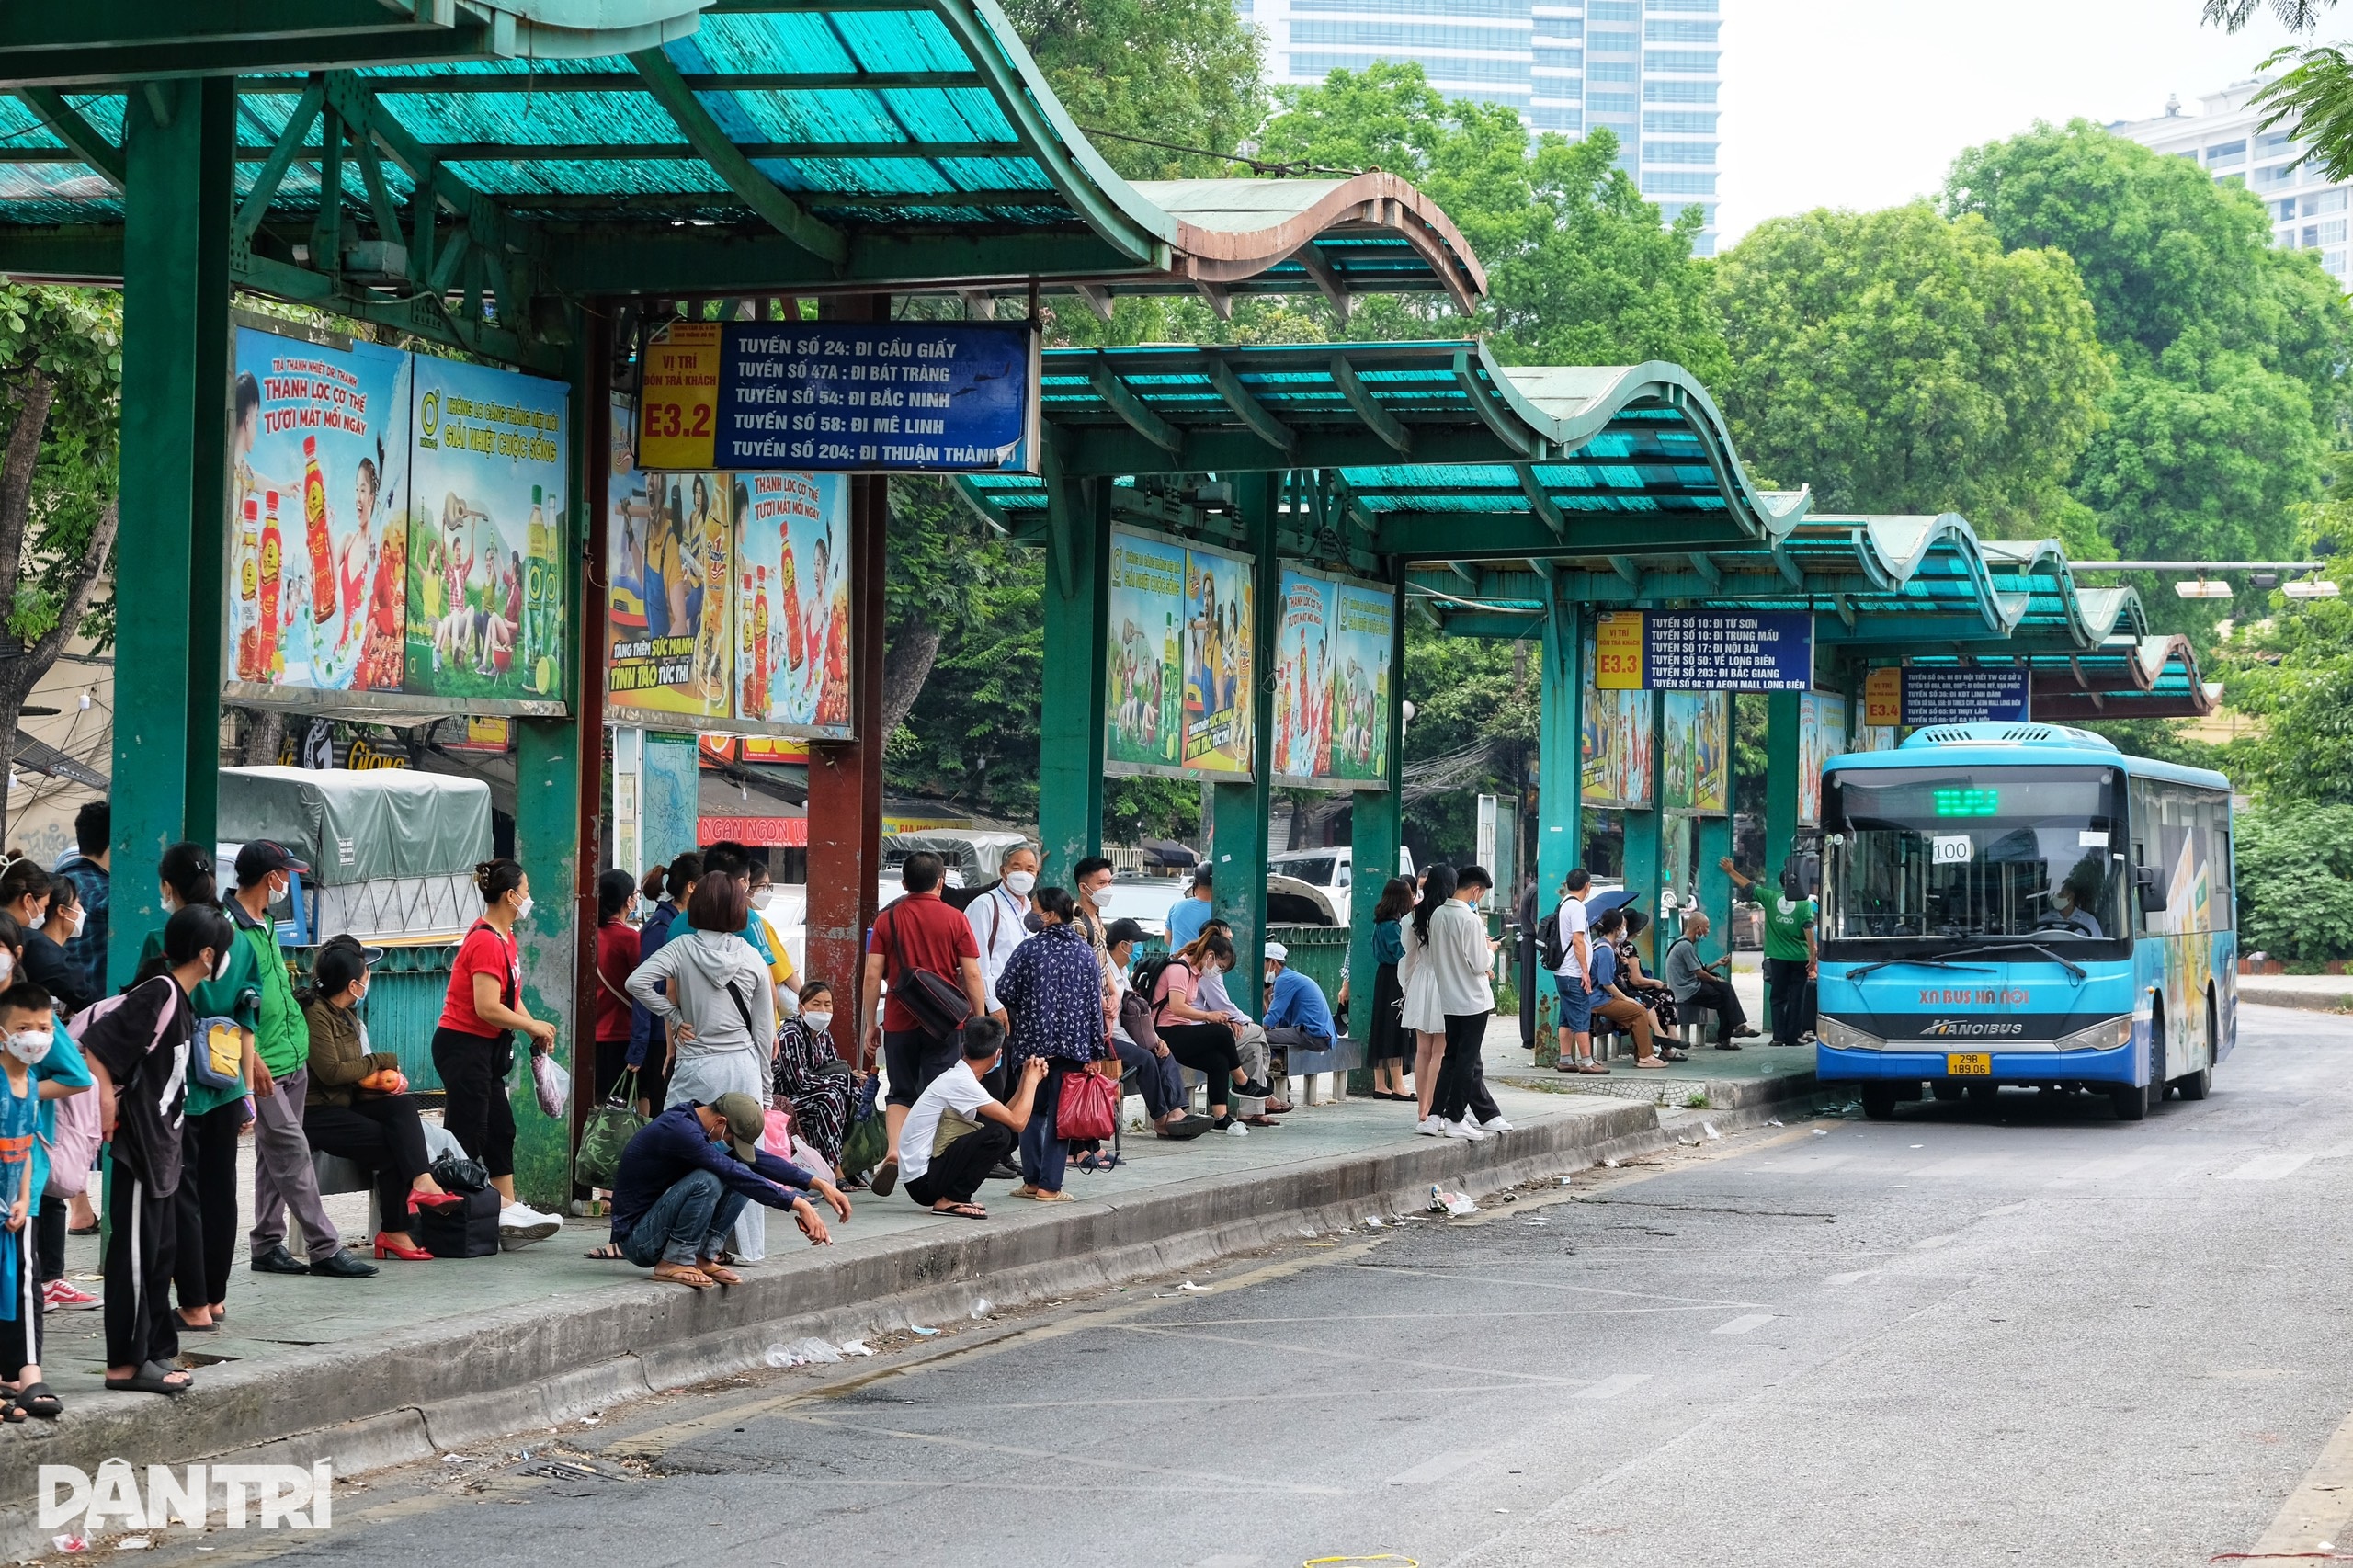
[967,843,1040,1026]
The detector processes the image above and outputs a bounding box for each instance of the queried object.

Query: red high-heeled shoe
[372,1233,432,1261]
[408,1190,463,1212]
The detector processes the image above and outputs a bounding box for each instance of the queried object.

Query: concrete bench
[1172,1033,1364,1111]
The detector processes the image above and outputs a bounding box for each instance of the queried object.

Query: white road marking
[1387,1449,1485,1485]
[1712,1313,1777,1335]
[1824,1269,1875,1286]
[2061,1153,2161,1181]
[2250,1395,2353,1555]
[1573,1373,1653,1401]
[1980,1202,2029,1217]
[2223,1153,2314,1181]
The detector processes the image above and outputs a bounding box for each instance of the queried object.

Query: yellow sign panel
[639,324,721,469]
[1594,610,1644,690]
[1864,665,1902,727]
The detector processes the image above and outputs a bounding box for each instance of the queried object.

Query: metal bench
[290,1122,468,1250]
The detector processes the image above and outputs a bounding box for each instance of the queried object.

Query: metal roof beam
[1451,348,1536,458]
[1206,360,1295,460]
[348,71,990,93]
[630,48,847,268]
[1370,515,1761,557]
[1086,360,1183,456]
[548,225,1143,294]
[11,89,123,187]
[1290,243,1350,324]
[1329,355,1412,456]
[1517,464,1566,539]
[0,6,506,85]
[1688,551,1722,589]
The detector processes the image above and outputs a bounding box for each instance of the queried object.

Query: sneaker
[1234,1079,1275,1101]
[1442,1119,1489,1141]
[41,1278,98,1311]
[1416,1116,1447,1138]
[1797,1031,1818,1046]
[1477,1116,1515,1133]
[499,1205,561,1249]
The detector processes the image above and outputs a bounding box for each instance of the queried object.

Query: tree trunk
[878,620,942,743]
[242,706,285,767]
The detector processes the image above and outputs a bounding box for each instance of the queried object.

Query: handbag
[415,1186,501,1258]
[1054,1064,1119,1143]
[881,904,973,1039]
[573,1069,646,1188]
[838,1076,886,1181]
[430,1150,490,1194]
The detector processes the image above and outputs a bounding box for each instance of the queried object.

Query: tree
[1713,202,2111,544]
[998,0,1264,182]
[0,286,119,837]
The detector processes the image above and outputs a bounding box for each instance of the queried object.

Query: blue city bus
[1813,721,2234,1121]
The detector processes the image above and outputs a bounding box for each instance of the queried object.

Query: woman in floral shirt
[994,886,1113,1202]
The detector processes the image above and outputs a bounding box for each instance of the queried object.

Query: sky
[1716,0,2314,244]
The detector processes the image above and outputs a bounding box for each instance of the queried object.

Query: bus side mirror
[2135,865,2166,915]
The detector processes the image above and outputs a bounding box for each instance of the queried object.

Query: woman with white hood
[628,870,778,1258]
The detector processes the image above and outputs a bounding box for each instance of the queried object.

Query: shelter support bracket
[805,470,889,1003]
[1622,690,1664,966]
[1039,455,1109,886]
[1762,689,1802,1034]
[1536,592,1585,901]
[1697,810,1732,980]
[110,75,233,988]
[1345,559,1408,1062]
[1209,473,1280,989]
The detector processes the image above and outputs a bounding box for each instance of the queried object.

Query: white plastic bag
[531,1048,571,1119]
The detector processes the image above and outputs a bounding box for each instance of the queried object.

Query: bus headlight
[1817,1017,1884,1051]
[2056,1016,2132,1052]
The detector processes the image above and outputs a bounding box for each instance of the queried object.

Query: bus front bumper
[1814,1040,2137,1087]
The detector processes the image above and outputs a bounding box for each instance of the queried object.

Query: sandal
[1634,1058,1668,1069]
[1578,1062,1612,1075]
[1242,1114,1282,1127]
[105,1359,192,1397]
[698,1261,745,1287]
[1022,1189,1074,1203]
[0,1398,21,1425]
[930,1201,989,1219]
[12,1381,60,1420]
[869,1157,900,1199]
[584,1243,628,1260]
[649,1262,712,1290]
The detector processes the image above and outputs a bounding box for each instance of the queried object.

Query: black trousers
[1685,973,1748,1043]
[593,1035,637,1105]
[306,1094,434,1236]
[904,1122,1016,1208]
[1434,1010,1493,1125]
[35,1201,63,1285]
[173,1097,244,1312]
[0,1214,37,1381]
[1160,1023,1241,1112]
[433,1027,517,1179]
[104,1163,177,1372]
[1763,957,1813,1043]
[1518,940,1539,1048]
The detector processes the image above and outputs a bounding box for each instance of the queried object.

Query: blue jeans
[1020,1062,1074,1192]
[619,1168,750,1267]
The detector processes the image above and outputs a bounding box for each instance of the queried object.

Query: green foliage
[0,284,121,651]
[1713,202,2110,540]
[2252,43,2353,183]
[2217,572,2353,803]
[998,0,1265,181]
[1398,622,1536,858]
[2234,801,2353,960]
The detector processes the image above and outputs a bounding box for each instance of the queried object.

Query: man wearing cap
[232,840,377,1278]
[607,1092,850,1289]
[1261,942,1336,1066]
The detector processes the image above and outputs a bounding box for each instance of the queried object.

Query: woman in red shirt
[592,869,641,1103]
[434,858,560,1241]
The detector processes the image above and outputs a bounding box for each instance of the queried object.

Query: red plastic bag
[1055,1066,1119,1142]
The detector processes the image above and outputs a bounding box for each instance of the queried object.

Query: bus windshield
[1822,765,2127,955]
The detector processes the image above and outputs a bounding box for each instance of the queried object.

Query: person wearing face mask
[0,978,84,1421]
[437,858,564,1246]
[591,868,643,1106]
[0,912,97,1322]
[770,978,856,1174]
[301,935,458,1262]
[230,840,378,1279]
[136,843,264,1333]
[710,844,798,1018]
[967,846,1040,1102]
[1,859,85,1018]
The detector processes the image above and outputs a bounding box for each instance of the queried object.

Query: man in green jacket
[232,841,377,1278]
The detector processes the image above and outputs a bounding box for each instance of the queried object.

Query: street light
[2284,579,2342,599]
[2174,578,2234,599]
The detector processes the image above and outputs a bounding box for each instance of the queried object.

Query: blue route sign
[714,321,1039,473]
[1902,665,2029,726]
[1641,610,1813,691]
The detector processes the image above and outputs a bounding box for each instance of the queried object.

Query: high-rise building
[1252,0,1722,255]
[2113,80,2350,287]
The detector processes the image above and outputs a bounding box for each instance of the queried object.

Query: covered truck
[217,766,494,947]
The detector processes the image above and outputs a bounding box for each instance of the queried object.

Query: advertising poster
[1799,691,1847,826]
[734,471,854,736]
[1661,691,1730,815]
[227,324,411,695]
[609,468,733,718]
[1104,527,1254,778]
[404,355,569,706]
[1582,631,1654,809]
[1271,569,1394,789]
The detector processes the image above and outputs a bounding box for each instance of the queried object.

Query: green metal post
[1209,472,1279,990]
[1346,560,1408,1051]
[1763,687,1802,1036]
[1698,812,1733,959]
[1038,453,1108,887]
[1536,592,1586,897]
[507,324,595,1210]
[1623,687,1664,965]
[110,77,233,989]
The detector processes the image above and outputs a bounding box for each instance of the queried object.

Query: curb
[2241,986,2353,1015]
[0,1096,1672,1556]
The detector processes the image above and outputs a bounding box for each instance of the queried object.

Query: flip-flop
[1242,1114,1282,1127]
[0,1398,22,1425]
[869,1157,900,1198]
[104,1360,191,1397]
[1634,1059,1669,1069]
[12,1381,60,1420]
[699,1262,745,1287]
[584,1244,628,1260]
[650,1263,712,1290]
[931,1202,989,1219]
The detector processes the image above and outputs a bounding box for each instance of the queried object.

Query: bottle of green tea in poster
[524,483,555,692]
[1161,611,1178,763]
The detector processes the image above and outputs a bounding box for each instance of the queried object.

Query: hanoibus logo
[39,1461,332,1534]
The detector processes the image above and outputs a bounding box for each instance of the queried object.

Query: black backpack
[1131,952,1182,1020]
[1537,909,1566,971]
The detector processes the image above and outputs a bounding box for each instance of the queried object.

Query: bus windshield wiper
[1941,940,2087,983]
[1847,957,1998,980]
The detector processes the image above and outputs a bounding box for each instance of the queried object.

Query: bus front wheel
[1862,1085,1899,1120]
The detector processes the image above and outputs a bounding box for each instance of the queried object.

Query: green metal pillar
[1346,559,1408,1043]
[1209,472,1279,988]
[1037,452,1108,887]
[1536,591,1586,898]
[1762,687,1803,1035]
[508,321,598,1210]
[1698,812,1733,956]
[110,77,234,989]
[1623,687,1665,965]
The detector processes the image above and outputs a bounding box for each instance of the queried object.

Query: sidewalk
[2237,973,2353,1013]
[1486,960,1812,1108]
[2,1038,1824,1557]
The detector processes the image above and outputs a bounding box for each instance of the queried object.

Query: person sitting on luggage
[608,1090,847,1290]
[298,936,460,1263]
[897,1018,1047,1221]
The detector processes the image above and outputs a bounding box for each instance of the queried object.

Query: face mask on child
[4,1028,51,1066]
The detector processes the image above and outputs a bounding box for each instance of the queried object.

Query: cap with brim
[1264,941,1289,964]
[235,838,311,884]
[322,932,385,967]
[711,1091,767,1162]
